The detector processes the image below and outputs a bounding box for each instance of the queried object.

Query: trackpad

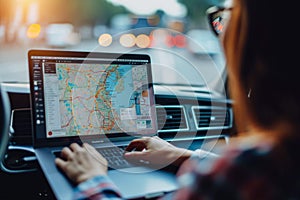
[108,168,179,199]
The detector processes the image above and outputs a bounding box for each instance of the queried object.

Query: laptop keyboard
[97,146,133,169]
[54,145,133,170]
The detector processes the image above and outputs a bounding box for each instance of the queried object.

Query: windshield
[0,0,226,89]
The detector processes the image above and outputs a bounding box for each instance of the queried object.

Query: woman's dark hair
[223,0,300,133]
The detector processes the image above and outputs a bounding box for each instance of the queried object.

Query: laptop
[28,49,179,200]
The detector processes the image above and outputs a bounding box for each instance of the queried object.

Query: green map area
[56,63,145,136]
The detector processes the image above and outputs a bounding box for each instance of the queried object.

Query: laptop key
[96,146,133,170]
[53,146,132,170]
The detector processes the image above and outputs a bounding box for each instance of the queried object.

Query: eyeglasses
[206,6,232,36]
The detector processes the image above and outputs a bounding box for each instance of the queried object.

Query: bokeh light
[98,33,113,47]
[174,34,186,48]
[27,24,41,39]
[136,34,150,48]
[119,33,136,48]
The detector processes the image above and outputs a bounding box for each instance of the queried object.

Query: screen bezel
[28,49,157,148]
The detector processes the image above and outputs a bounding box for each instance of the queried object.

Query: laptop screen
[28,50,157,147]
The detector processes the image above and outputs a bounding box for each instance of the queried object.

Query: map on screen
[43,63,152,138]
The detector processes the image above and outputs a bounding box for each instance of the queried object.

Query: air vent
[156,105,188,132]
[192,106,232,130]
[10,108,32,145]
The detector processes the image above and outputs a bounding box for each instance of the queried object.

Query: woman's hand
[124,136,193,168]
[55,143,108,185]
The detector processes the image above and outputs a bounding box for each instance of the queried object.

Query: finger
[70,143,83,152]
[82,143,95,152]
[126,139,147,152]
[83,143,102,157]
[82,143,108,166]
[60,146,73,160]
[55,157,67,171]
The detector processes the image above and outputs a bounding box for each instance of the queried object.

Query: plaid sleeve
[73,175,123,200]
[168,148,241,200]
[161,144,279,200]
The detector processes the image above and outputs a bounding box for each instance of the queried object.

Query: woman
[55,0,300,199]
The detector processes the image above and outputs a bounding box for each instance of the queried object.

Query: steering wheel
[0,84,11,162]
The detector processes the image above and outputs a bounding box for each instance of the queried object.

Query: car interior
[0,0,236,199]
[0,72,235,199]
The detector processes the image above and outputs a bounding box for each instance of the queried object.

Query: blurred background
[0,0,226,91]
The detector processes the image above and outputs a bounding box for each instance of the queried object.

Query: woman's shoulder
[224,134,300,168]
